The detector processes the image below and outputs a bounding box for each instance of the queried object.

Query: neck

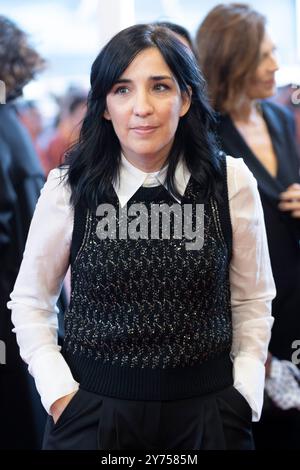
[230,97,261,124]
[122,152,169,173]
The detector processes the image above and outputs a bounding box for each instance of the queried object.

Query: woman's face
[104,47,191,164]
[246,31,279,100]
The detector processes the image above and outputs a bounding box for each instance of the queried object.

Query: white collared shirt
[116,154,189,206]
[7,154,275,420]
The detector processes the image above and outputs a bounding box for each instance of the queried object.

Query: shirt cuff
[232,354,266,422]
[29,351,79,414]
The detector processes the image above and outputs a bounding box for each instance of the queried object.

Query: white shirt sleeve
[7,169,79,414]
[226,155,276,422]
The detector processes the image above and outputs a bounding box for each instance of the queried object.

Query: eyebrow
[114,75,174,84]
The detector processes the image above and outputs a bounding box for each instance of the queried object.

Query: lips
[130,126,158,134]
[263,79,275,87]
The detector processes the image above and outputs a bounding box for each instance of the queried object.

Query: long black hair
[65,24,222,209]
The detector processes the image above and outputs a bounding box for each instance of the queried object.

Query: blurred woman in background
[196,3,300,449]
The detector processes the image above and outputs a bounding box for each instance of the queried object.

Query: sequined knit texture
[63,175,233,371]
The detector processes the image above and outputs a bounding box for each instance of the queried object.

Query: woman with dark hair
[9,24,275,450]
[0,15,46,448]
[196,3,300,449]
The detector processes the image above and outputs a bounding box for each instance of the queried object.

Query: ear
[103,108,111,120]
[179,86,192,117]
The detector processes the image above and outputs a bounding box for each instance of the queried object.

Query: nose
[133,90,154,117]
[268,52,279,73]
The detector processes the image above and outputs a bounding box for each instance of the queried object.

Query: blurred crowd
[16,89,87,177]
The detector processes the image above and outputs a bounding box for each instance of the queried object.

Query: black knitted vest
[62,158,234,400]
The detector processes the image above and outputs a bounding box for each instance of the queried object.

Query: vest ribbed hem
[63,350,233,400]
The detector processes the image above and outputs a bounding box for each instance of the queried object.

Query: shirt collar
[113,154,191,208]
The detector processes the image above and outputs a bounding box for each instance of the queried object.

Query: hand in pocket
[51,390,79,425]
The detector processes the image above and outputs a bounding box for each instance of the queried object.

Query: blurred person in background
[196,3,300,449]
[271,83,300,149]
[0,15,47,449]
[43,93,87,176]
[152,21,195,52]
[16,100,47,171]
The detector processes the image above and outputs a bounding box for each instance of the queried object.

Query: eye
[258,53,267,63]
[259,46,278,63]
[153,83,170,92]
[114,86,130,95]
[271,46,278,58]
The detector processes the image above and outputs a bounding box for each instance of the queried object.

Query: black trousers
[42,385,254,450]
[253,401,300,449]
